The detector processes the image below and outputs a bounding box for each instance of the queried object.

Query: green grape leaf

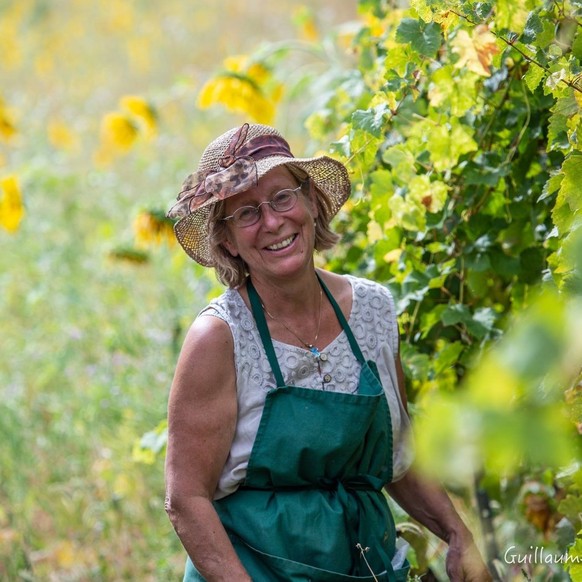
[558,152,582,213]
[395,18,442,58]
[572,30,582,60]
[521,11,543,44]
[434,341,464,375]
[389,195,427,231]
[547,112,569,151]
[441,303,472,326]
[352,103,389,137]
[382,143,417,183]
[523,63,545,93]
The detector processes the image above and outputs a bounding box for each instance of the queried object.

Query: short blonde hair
[208,166,340,288]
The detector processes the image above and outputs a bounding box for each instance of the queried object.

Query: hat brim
[173,155,350,267]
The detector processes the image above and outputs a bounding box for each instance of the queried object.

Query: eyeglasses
[222,184,303,228]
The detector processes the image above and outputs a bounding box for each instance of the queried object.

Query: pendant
[307,345,327,361]
[308,345,321,359]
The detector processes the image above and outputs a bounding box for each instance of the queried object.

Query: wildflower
[0,96,17,142]
[0,175,24,233]
[120,95,157,138]
[100,112,139,152]
[293,6,319,42]
[197,55,283,125]
[133,209,176,248]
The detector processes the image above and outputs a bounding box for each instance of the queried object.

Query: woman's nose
[259,203,284,229]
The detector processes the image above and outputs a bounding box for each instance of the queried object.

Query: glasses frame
[221,182,307,228]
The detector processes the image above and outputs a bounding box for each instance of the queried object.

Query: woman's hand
[386,469,493,582]
[445,534,493,582]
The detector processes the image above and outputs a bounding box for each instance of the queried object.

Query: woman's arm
[386,470,492,581]
[388,347,492,582]
[164,315,252,582]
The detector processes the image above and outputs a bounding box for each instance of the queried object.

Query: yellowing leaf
[383,248,402,263]
[433,10,460,36]
[0,175,24,233]
[409,0,434,23]
[367,220,384,243]
[495,0,529,31]
[452,25,500,77]
[389,195,426,231]
[408,175,449,213]
[427,120,478,172]
[428,64,479,116]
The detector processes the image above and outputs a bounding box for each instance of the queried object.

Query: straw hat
[167,123,351,266]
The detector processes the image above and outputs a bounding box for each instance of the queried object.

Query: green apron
[184,275,409,581]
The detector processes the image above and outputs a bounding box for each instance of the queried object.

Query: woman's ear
[221,235,239,257]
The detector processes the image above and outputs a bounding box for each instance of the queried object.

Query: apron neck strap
[246,273,367,388]
[316,273,365,364]
[246,277,286,387]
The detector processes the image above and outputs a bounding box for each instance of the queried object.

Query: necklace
[261,283,325,360]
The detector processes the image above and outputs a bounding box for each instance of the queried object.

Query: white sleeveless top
[199,274,414,500]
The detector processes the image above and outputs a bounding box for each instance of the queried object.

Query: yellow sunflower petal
[0,175,24,233]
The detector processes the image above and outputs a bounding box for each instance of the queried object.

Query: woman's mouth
[265,234,296,251]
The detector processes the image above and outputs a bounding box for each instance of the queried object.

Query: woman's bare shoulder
[174,314,234,384]
[317,269,353,311]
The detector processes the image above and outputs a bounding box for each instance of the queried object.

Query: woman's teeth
[267,235,295,251]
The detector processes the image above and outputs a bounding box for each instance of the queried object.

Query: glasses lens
[271,188,298,211]
[233,206,260,227]
[230,186,299,227]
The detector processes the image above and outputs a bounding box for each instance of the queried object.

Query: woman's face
[221,166,318,283]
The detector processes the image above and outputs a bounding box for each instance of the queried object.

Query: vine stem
[406,299,422,344]
[449,9,582,95]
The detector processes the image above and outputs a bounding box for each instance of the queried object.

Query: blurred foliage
[192,0,582,580]
[0,0,354,580]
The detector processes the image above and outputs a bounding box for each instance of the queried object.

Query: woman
[164,123,492,581]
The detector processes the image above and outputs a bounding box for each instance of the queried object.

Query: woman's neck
[247,267,321,317]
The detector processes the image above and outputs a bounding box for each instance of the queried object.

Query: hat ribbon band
[168,133,294,219]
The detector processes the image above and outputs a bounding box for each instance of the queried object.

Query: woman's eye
[236,207,257,221]
[274,191,292,205]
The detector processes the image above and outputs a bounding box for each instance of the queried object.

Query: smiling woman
[163,123,492,582]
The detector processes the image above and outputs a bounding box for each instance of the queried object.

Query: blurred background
[2,0,582,580]
[0,1,357,579]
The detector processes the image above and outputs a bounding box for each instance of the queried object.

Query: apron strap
[247,273,368,387]
[316,273,366,365]
[246,277,286,387]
